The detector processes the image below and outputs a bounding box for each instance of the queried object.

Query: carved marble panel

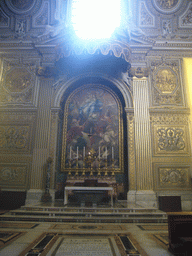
[153,125,189,156]
[0,164,28,189]
[154,163,191,190]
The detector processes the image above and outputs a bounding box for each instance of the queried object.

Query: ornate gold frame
[61,83,124,175]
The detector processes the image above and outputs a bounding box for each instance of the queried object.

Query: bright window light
[71,0,122,40]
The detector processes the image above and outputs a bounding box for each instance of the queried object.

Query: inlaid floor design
[137,224,168,231]
[0,222,39,229]
[0,231,26,250]
[18,232,143,256]
[49,223,127,232]
[0,222,174,256]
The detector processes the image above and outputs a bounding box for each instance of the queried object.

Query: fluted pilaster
[133,77,153,190]
[30,79,53,190]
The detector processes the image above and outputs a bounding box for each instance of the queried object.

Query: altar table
[64,186,114,207]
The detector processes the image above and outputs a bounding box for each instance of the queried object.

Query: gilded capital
[129,67,149,78]
[36,66,56,78]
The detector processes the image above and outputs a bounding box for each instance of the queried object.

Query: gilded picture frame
[61,84,124,173]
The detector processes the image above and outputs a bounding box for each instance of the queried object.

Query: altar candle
[112,146,114,160]
[70,146,72,159]
[83,147,85,158]
[77,147,78,160]
[105,147,107,159]
[99,147,100,159]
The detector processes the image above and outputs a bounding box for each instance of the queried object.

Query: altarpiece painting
[61,84,124,175]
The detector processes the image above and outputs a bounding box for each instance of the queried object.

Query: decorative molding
[0,110,37,123]
[0,154,32,163]
[150,113,189,125]
[152,156,192,163]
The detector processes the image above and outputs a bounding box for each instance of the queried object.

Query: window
[71,0,122,40]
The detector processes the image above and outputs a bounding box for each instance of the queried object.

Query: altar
[64,186,114,207]
[64,175,118,207]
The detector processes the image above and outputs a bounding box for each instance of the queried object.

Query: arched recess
[53,74,133,200]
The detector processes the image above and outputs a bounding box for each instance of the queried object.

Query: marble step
[7,210,167,218]
[0,214,167,223]
[0,207,167,223]
[20,206,161,213]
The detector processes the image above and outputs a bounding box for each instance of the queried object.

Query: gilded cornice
[149,107,190,115]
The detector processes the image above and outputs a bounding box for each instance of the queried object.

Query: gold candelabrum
[85,148,96,176]
[68,147,115,177]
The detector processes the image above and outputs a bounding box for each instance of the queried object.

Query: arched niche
[55,75,132,200]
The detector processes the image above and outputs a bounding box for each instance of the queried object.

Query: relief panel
[150,59,184,106]
[0,125,32,153]
[153,124,190,156]
[0,164,28,189]
[154,163,191,190]
[0,59,37,105]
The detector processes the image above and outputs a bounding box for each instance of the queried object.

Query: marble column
[130,68,157,208]
[26,78,53,205]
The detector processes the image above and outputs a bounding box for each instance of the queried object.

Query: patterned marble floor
[0,220,174,256]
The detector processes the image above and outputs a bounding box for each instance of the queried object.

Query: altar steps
[0,205,168,223]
